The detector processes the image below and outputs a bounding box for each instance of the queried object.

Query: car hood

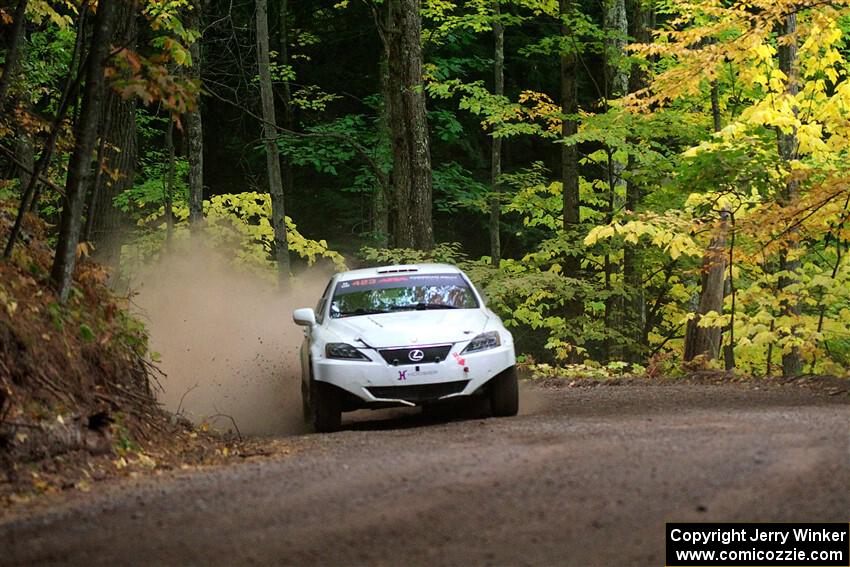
[327,309,491,348]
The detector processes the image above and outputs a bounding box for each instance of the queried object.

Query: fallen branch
[175,382,199,417]
[203,412,242,441]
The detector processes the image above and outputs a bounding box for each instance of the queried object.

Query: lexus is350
[292,263,518,432]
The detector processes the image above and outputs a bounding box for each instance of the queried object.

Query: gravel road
[1,382,848,567]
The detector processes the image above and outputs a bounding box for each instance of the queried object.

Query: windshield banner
[334,274,468,295]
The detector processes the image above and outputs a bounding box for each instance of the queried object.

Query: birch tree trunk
[256,0,291,286]
[604,0,628,98]
[51,0,116,301]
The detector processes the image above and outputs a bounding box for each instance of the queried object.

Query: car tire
[311,380,342,433]
[490,365,519,417]
[301,380,311,424]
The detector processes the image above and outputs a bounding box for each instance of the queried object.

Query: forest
[2,0,850,380]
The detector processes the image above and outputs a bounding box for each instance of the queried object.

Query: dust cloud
[131,245,332,436]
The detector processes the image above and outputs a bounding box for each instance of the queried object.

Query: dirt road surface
[1,383,848,566]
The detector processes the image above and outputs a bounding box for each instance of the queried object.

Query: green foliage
[107,0,202,114]
[278,113,382,177]
[18,25,77,109]
[265,51,297,82]
[290,85,342,112]
[527,361,647,380]
[123,192,347,280]
[432,162,489,213]
[78,323,95,342]
[115,153,190,215]
[359,242,467,266]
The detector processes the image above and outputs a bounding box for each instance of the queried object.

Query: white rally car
[293,263,518,432]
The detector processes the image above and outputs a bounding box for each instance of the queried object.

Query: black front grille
[378,344,452,366]
[367,380,469,403]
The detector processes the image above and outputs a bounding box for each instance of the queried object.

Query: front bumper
[313,343,516,407]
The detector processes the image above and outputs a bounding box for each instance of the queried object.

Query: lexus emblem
[408,349,425,362]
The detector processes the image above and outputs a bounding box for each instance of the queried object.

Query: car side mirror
[293,307,317,327]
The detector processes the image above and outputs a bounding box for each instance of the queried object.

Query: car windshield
[330,273,479,318]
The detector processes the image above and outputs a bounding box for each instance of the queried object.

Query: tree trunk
[0,0,29,105]
[15,129,34,195]
[559,0,579,231]
[277,0,294,228]
[723,215,737,370]
[88,93,135,267]
[373,18,392,248]
[489,0,503,264]
[683,212,728,361]
[603,182,615,361]
[187,1,204,227]
[83,103,112,242]
[387,0,433,250]
[627,0,652,96]
[710,81,721,132]
[602,0,628,360]
[256,0,291,286]
[369,43,390,247]
[604,0,628,98]
[385,1,404,246]
[623,0,653,360]
[51,0,116,302]
[163,118,175,244]
[87,0,137,269]
[559,0,584,351]
[683,66,728,363]
[777,12,802,377]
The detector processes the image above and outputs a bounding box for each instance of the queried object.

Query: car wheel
[311,380,342,433]
[490,365,519,417]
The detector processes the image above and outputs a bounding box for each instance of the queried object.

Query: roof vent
[376,265,419,274]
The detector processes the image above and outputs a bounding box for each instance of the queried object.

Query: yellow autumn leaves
[585,220,702,260]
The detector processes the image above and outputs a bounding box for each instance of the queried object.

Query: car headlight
[461,331,501,354]
[325,342,370,361]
